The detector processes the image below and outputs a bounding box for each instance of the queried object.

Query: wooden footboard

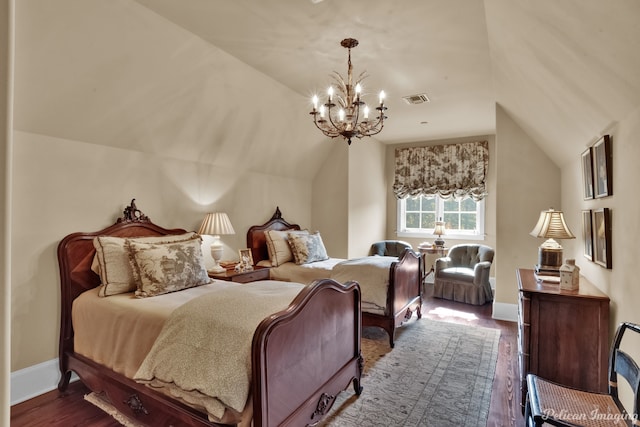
[252,278,363,427]
[362,248,423,347]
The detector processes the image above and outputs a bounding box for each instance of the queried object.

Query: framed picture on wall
[592,208,612,269]
[581,147,594,200]
[582,210,593,261]
[593,135,612,198]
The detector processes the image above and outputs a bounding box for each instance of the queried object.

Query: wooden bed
[57,201,363,427]
[247,207,423,348]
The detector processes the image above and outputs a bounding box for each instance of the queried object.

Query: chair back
[369,240,412,257]
[609,322,640,418]
[446,244,494,268]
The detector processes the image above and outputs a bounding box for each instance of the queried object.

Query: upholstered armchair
[433,244,494,305]
[369,240,412,257]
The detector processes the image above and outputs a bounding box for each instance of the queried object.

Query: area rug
[85,318,500,427]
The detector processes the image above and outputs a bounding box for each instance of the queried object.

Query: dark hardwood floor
[11,285,522,427]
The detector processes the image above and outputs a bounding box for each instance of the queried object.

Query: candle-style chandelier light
[309,38,387,145]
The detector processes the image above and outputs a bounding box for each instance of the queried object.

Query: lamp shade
[529,209,575,240]
[433,221,446,237]
[198,212,235,236]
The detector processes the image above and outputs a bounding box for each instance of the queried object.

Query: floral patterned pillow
[287,232,329,265]
[265,229,309,266]
[127,236,211,298]
[92,232,198,297]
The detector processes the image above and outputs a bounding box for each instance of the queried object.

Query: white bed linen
[266,257,345,284]
[331,256,396,316]
[261,255,396,316]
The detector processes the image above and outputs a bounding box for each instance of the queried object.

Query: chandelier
[310,38,387,145]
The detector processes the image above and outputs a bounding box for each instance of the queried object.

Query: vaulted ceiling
[13,0,640,173]
[133,0,640,167]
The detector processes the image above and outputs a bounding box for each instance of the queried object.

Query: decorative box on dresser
[516,268,610,413]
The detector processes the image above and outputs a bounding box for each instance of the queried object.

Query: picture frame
[582,210,593,261]
[581,147,594,200]
[238,248,254,266]
[593,135,612,198]
[592,208,612,269]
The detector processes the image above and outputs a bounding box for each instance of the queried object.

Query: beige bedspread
[73,282,235,378]
[133,280,304,421]
[330,256,396,315]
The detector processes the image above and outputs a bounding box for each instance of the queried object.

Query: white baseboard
[492,302,518,322]
[11,358,77,405]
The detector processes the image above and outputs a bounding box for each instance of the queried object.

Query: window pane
[421,196,436,211]
[406,212,420,228]
[461,198,476,212]
[406,197,420,211]
[460,213,477,230]
[422,213,436,229]
[443,213,459,229]
[444,199,459,211]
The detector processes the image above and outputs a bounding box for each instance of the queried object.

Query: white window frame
[396,195,485,241]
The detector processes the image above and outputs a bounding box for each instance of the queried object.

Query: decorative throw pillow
[287,232,329,265]
[93,232,197,297]
[264,229,309,266]
[127,236,211,298]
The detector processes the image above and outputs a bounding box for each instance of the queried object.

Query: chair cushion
[437,267,475,283]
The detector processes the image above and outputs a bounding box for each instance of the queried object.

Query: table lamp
[198,212,235,273]
[529,208,575,275]
[433,220,446,248]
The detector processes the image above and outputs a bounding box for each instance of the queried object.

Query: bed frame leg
[353,355,364,395]
[58,370,71,392]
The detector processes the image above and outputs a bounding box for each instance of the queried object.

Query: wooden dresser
[516,268,610,412]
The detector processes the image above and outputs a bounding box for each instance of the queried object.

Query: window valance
[393,140,489,201]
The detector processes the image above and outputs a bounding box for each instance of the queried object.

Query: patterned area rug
[85,318,500,427]
[322,318,500,426]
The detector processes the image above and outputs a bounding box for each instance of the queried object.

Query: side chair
[525,321,640,426]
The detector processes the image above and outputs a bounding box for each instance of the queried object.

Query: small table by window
[418,246,447,284]
[208,266,271,283]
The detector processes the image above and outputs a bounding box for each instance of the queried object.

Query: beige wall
[10,1,324,373]
[11,131,313,371]
[494,104,561,305]
[1,0,12,421]
[348,140,387,258]
[311,139,387,259]
[311,143,349,258]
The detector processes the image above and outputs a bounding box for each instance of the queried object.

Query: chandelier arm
[324,103,344,134]
[309,38,387,145]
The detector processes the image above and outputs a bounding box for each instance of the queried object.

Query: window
[397,195,485,240]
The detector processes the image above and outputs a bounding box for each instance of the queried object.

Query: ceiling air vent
[402,93,430,105]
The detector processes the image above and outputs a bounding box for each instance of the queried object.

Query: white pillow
[287,232,329,265]
[264,229,308,266]
[92,232,198,297]
[127,236,211,298]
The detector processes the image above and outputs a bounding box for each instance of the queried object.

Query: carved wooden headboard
[246,207,301,265]
[57,199,187,361]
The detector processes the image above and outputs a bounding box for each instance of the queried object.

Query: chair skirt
[433,278,492,305]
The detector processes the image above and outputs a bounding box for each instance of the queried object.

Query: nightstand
[208,266,271,283]
[418,246,447,284]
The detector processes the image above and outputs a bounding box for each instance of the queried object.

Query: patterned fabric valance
[393,140,489,200]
